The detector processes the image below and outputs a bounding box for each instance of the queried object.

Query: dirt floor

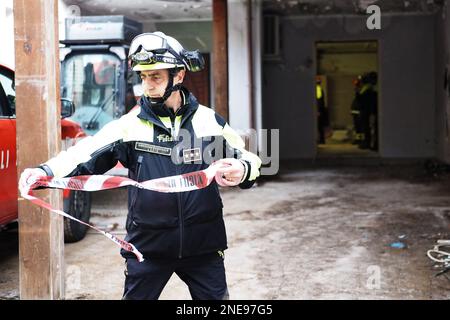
[1,164,450,300]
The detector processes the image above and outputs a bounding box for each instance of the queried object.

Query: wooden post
[14,0,64,299]
[213,0,229,121]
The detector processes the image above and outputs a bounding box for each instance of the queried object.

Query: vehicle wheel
[63,190,91,243]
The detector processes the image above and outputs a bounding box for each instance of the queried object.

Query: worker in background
[358,72,378,150]
[350,75,363,145]
[316,76,330,144]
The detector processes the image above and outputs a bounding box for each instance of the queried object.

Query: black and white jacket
[41,88,261,259]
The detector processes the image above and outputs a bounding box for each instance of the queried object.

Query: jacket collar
[137,87,199,130]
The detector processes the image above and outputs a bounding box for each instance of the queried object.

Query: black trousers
[317,107,329,144]
[360,109,371,148]
[122,252,229,300]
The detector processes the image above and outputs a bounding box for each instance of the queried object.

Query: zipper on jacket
[170,110,185,258]
[130,155,144,213]
[176,164,183,259]
[169,113,178,141]
[169,105,187,141]
[166,111,184,258]
[171,120,177,141]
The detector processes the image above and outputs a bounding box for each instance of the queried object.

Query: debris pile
[427,240,450,279]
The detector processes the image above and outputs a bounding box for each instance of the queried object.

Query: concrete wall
[252,0,263,134]
[263,13,437,160]
[435,6,450,164]
[225,0,263,132]
[228,0,252,130]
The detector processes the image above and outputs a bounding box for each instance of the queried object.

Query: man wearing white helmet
[19,31,261,300]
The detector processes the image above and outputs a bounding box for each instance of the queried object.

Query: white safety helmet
[129,31,204,72]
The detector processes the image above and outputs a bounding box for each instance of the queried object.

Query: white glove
[18,168,47,195]
[214,158,246,187]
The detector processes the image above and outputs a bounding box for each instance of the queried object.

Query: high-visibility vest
[316,84,323,99]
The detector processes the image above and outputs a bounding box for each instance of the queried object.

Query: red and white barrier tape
[20,164,222,262]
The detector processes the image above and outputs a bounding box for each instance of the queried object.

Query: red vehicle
[0,64,92,242]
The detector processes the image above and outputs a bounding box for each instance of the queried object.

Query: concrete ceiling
[61,0,445,24]
[61,0,213,22]
[263,0,445,15]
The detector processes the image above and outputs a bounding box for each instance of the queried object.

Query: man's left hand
[214,158,245,187]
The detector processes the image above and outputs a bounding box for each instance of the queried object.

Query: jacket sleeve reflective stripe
[191,105,261,183]
[222,123,261,182]
[44,119,126,178]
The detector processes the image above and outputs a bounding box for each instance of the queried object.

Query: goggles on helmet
[129,33,169,57]
[129,32,206,73]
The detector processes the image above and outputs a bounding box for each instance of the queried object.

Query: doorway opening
[315,41,379,157]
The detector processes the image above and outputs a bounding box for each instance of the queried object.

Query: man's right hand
[18,168,47,195]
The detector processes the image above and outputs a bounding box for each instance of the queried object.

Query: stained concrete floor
[1,164,450,299]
